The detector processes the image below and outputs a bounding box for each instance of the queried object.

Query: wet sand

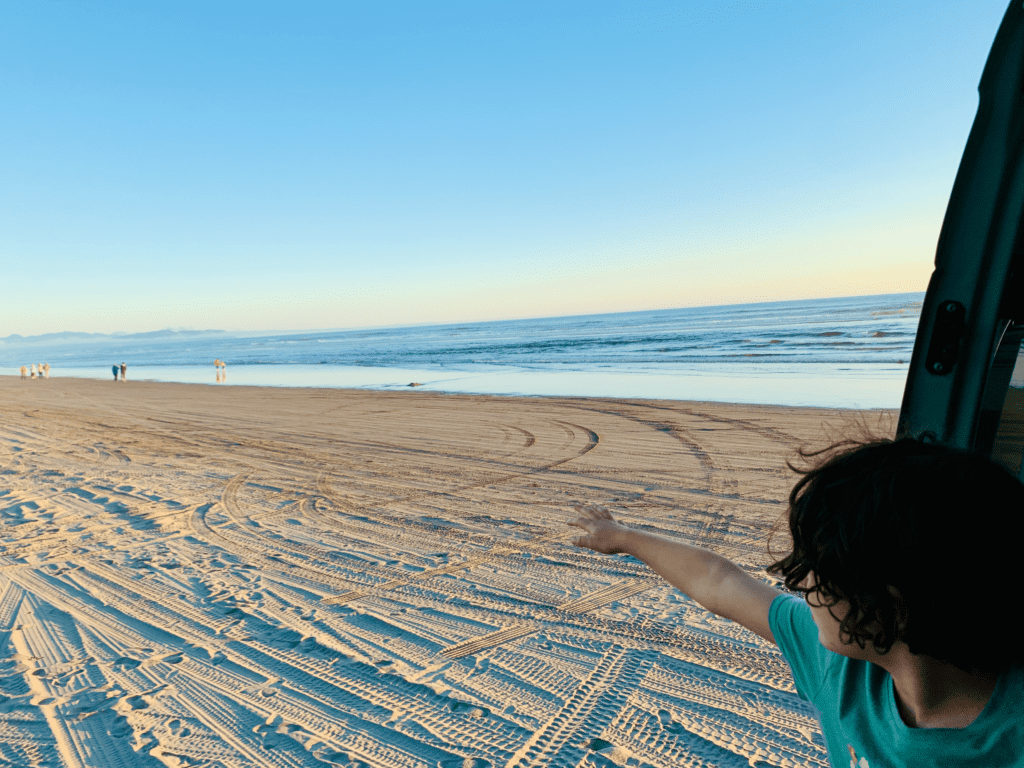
[0,376,896,767]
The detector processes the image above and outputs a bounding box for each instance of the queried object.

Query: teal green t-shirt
[768,593,1023,767]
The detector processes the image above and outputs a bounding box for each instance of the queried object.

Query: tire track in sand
[321,528,567,607]
[440,578,658,658]
[314,422,600,605]
[210,422,587,593]
[314,420,598,518]
[391,420,599,505]
[504,645,640,768]
[566,403,792,555]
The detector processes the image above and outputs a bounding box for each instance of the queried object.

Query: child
[569,437,1024,766]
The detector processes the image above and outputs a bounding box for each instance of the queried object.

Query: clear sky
[0,1,1011,336]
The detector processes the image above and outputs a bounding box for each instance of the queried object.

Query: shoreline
[0,371,906,412]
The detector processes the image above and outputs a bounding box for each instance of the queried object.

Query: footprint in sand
[448,701,490,718]
[166,718,191,737]
[438,759,492,768]
[657,709,685,734]
[312,748,372,767]
[124,694,149,710]
[66,689,115,717]
[109,714,133,738]
[254,723,289,749]
[256,719,311,749]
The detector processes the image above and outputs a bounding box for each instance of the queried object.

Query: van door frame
[897,0,1024,449]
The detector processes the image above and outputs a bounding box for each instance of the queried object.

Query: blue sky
[0,1,1010,335]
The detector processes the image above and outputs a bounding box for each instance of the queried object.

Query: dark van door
[897,0,1024,482]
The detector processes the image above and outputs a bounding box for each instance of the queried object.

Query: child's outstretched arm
[568,506,780,644]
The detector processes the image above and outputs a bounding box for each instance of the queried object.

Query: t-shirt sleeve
[769,593,833,703]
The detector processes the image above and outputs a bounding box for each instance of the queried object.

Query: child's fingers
[571,504,614,521]
[566,518,599,534]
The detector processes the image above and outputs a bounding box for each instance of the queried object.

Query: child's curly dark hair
[767,436,1024,675]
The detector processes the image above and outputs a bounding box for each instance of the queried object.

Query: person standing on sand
[20,366,26,380]
[120,362,127,382]
[570,438,1024,767]
[43,363,50,378]
[29,364,36,379]
[112,364,119,381]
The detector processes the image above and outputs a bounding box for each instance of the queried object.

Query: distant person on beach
[43,363,50,378]
[570,438,1023,766]
[112,364,119,381]
[20,366,27,380]
[120,362,127,382]
[29,364,36,379]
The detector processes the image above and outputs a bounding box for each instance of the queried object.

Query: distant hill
[0,329,227,344]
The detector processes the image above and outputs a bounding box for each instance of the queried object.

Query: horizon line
[1,289,927,342]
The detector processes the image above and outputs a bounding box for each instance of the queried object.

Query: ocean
[2,292,925,409]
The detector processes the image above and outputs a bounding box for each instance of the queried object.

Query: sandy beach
[0,376,895,767]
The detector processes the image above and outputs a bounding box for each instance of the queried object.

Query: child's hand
[568,505,630,554]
